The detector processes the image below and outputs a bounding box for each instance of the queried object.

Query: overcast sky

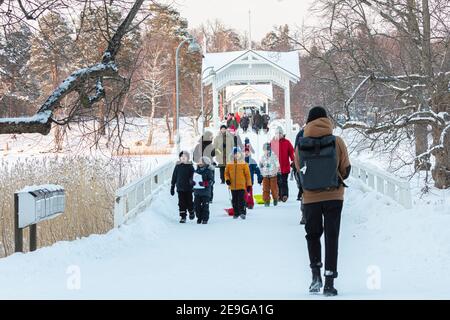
[174,0,317,41]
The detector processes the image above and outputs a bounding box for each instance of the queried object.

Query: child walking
[225,147,252,219]
[259,143,280,207]
[193,156,215,224]
[171,151,194,223]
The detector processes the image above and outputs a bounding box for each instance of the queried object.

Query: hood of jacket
[304,118,333,138]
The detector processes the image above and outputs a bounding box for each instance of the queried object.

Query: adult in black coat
[253,111,262,133]
[240,114,250,133]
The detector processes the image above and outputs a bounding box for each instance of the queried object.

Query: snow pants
[178,191,193,218]
[194,195,210,222]
[304,200,343,278]
[262,176,279,203]
[231,190,246,217]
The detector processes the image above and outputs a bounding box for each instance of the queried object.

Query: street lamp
[200,66,216,134]
[176,36,201,155]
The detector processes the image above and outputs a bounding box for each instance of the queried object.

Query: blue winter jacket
[245,155,263,185]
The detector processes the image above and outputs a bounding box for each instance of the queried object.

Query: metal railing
[114,160,175,227]
[351,158,412,209]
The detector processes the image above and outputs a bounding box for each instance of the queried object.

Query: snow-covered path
[0,171,449,299]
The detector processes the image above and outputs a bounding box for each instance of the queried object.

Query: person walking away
[170,151,195,223]
[193,157,215,224]
[259,143,280,207]
[271,126,294,202]
[253,111,262,134]
[240,114,250,133]
[295,106,351,297]
[262,113,270,133]
[225,147,252,219]
[244,146,262,209]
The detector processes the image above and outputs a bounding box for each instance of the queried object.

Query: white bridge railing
[114,160,175,227]
[351,158,412,209]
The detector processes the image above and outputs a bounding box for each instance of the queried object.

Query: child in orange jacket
[225,147,252,220]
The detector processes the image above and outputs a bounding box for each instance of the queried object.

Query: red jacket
[271,137,294,174]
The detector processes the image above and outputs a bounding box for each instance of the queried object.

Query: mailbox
[16,185,65,228]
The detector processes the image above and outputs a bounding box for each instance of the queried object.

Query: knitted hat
[307,106,328,123]
[275,126,284,135]
[178,150,190,160]
[220,124,228,130]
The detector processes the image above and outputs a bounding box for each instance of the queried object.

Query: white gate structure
[351,158,412,209]
[114,161,175,227]
[202,49,301,137]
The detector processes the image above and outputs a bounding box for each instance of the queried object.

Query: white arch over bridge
[202,49,300,136]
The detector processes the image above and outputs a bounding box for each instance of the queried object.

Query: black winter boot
[180,217,186,223]
[323,276,338,296]
[309,268,323,293]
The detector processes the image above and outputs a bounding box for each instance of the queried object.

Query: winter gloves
[246,186,252,193]
[258,176,263,185]
[170,185,175,196]
[226,180,231,186]
[199,180,209,187]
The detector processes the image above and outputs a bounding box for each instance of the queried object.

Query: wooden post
[14,193,23,253]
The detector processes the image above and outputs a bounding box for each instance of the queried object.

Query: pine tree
[0,24,40,117]
[29,12,75,151]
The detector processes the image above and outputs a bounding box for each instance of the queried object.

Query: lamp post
[176,37,201,155]
[200,66,216,134]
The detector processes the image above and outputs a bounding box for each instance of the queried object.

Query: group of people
[225,109,270,134]
[170,106,351,297]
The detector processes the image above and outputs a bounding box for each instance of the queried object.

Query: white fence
[351,158,412,209]
[114,160,175,227]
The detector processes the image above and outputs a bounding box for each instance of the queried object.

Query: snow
[0,110,52,124]
[0,168,449,299]
[18,184,64,193]
[202,49,300,79]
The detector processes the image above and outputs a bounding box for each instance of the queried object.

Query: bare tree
[293,0,450,188]
[0,0,146,141]
[134,44,170,145]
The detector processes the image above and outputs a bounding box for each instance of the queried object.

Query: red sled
[225,208,235,216]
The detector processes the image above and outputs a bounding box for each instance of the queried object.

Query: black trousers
[219,166,226,183]
[304,200,343,278]
[178,191,193,217]
[194,195,210,222]
[277,173,289,199]
[231,190,246,217]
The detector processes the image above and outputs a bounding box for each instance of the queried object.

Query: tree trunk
[146,96,156,146]
[432,126,450,189]
[414,124,430,170]
[52,63,64,152]
[165,111,174,145]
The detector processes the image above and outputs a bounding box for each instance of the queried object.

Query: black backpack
[297,135,339,191]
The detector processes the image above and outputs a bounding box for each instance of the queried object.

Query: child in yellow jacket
[225,147,252,220]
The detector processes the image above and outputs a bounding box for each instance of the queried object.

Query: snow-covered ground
[0,119,448,299]
[0,170,449,299]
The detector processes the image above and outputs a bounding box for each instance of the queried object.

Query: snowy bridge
[0,124,446,299]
